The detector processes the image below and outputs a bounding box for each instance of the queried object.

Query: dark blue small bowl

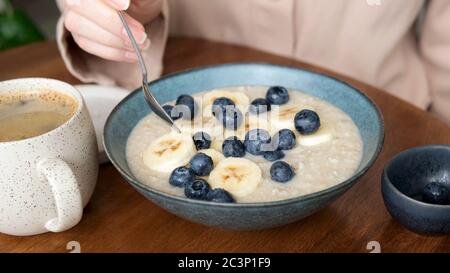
[382,145,450,235]
[104,63,384,230]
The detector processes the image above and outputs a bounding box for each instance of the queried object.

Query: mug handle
[37,158,83,232]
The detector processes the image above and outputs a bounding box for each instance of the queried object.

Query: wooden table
[0,37,449,253]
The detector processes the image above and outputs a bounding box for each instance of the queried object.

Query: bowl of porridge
[104,63,384,230]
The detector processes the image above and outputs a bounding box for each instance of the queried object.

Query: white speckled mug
[0,78,98,236]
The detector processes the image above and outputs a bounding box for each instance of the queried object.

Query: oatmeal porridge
[126,86,363,203]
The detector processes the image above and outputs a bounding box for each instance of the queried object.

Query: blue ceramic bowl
[382,145,450,235]
[104,63,384,230]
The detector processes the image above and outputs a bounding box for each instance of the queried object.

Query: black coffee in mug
[0,90,78,142]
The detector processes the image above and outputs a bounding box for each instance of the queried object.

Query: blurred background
[0,0,427,53]
[0,0,59,51]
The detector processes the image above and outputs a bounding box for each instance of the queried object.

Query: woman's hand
[63,0,162,62]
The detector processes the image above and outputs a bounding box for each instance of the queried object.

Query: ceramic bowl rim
[383,144,450,209]
[104,62,385,208]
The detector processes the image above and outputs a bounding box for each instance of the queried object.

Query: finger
[64,11,149,51]
[72,34,138,63]
[65,11,125,50]
[65,0,129,11]
[104,0,130,10]
[66,0,147,44]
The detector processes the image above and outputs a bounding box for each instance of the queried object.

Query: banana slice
[211,138,223,152]
[271,105,316,131]
[271,105,302,131]
[297,121,335,146]
[143,132,196,173]
[201,89,250,118]
[201,149,225,166]
[209,158,262,197]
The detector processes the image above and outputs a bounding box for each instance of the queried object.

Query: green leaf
[0,8,45,51]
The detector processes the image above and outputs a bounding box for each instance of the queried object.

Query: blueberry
[162,104,173,115]
[212,97,235,116]
[270,161,295,183]
[193,131,212,150]
[207,188,235,203]
[249,98,271,114]
[175,94,198,120]
[422,182,449,205]
[216,107,243,130]
[244,129,272,155]
[294,109,320,135]
[169,166,195,187]
[162,105,182,121]
[266,86,289,105]
[189,153,214,176]
[273,129,296,150]
[263,149,285,162]
[184,179,211,200]
[222,137,246,158]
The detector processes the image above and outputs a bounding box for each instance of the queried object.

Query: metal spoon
[117,11,180,133]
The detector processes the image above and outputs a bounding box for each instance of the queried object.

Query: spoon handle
[117,11,180,133]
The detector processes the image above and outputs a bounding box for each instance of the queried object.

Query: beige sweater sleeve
[420,0,450,124]
[55,0,169,90]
